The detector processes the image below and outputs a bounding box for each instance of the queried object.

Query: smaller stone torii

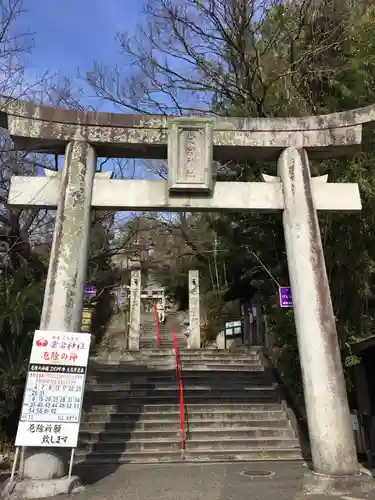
[2,97,375,496]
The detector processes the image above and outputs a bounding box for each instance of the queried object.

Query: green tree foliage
[0,264,45,444]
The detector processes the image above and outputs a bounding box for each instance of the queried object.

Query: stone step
[86,372,271,383]
[79,427,296,443]
[186,437,301,451]
[97,348,254,355]
[77,436,300,453]
[88,363,177,371]
[86,384,271,395]
[84,397,279,409]
[140,335,185,339]
[85,383,272,392]
[139,342,185,346]
[182,348,262,353]
[89,361,176,369]
[139,344,179,348]
[89,362,265,371]
[141,333,184,336]
[111,355,261,362]
[90,354,261,365]
[181,361,264,373]
[84,387,278,402]
[110,355,262,363]
[139,345,184,348]
[181,360,262,366]
[90,362,264,372]
[139,345,186,349]
[74,449,183,464]
[87,364,268,378]
[180,375,271,383]
[79,417,291,431]
[182,448,303,461]
[153,331,185,335]
[81,409,287,422]
[141,332,185,337]
[180,349,260,354]
[141,327,183,332]
[94,349,173,355]
[86,376,179,385]
[181,365,264,371]
[85,380,274,391]
[141,326,182,330]
[138,346,182,350]
[84,398,279,408]
[182,359,262,364]
[85,379,271,389]
[180,353,261,358]
[90,351,261,361]
[83,403,283,414]
[85,384,275,392]
[88,361,264,370]
[74,447,303,465]
[140,332,185,337]
[107,348,260,356]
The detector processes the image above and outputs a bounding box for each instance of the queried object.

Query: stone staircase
[76,348,303,465]
[140,312,186,348]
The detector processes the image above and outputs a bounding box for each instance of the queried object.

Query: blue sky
[21,0,142,85]
[19,0,156,180]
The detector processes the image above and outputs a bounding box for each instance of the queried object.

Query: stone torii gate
[1,98,374,496]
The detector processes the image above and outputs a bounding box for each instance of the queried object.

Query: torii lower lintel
[8,176,362,212]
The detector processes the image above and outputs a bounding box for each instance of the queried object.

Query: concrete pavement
[57,461,375,499]
[2,460,375,499]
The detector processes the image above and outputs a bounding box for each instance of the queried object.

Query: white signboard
[15,330,91,448]
[225,320,242,329]
[225,320,242,337]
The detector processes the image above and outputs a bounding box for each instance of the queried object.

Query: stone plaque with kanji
[168,117,213,193]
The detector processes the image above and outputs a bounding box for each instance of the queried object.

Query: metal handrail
[173,330,185,450]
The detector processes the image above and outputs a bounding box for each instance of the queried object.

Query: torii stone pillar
[278,147,358,476]
[40,141,96,331]
[188,270,200,349]
[23,141,96,494]
[128,259,141,350]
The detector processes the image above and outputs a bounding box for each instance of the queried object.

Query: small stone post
[188,270,200,349]
[128,260,141,350]
[23,141,96,489]
[278,147,359,477]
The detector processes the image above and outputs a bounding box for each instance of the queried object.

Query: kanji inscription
[178,128,205,183]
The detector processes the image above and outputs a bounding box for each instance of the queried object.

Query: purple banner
[84,285,97,298]
[279,286,293,308]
